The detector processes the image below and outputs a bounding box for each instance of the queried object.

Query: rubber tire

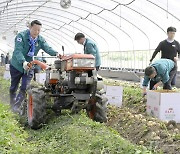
[27,88,46,129]
[87,93,107,123]
[19,99,28,126]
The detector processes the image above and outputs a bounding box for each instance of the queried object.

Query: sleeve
[13,34,26,64]
[150,42,162,62]
[86,43,97,58]
[176,41,180,58]
[142,76,150,87]
[41,38,57,56]
[161,71,169,83]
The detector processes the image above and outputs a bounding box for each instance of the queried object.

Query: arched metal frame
[0,7,110,51]
[0,0,180,69]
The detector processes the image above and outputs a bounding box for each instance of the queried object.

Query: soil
[0,68,180,153]
[106,80,180,154]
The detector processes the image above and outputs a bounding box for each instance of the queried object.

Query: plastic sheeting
[0,0,180,54]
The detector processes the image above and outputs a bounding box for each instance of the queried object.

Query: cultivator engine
[24,54,108,129]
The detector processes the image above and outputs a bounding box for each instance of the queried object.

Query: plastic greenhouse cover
[0,0,179,54]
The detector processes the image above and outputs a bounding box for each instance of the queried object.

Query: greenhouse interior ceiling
[0,0,180,54]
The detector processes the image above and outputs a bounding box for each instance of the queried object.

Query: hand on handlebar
[23,61,32,70]
[58,54,62,59]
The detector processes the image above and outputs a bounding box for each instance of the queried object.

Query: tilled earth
[105,79,180,154]
[0,67,180,153]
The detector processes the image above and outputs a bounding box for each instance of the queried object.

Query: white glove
[56,52,59,56]
[23,61,29,70]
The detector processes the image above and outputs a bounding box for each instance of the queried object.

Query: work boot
[10,92,16,109]
[13,91,26,114]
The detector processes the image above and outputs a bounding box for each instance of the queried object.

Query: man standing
[1,53,5,66]
[150,27,180,86]
[5,53,10,64]
[142,59,176,95]
[74,33,101,71]
[10,20,57,113]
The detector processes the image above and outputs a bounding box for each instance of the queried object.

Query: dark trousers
[149,64,177,90]
[171,73,176,86]
[171,61,178,86]
[96,66,100,71]
[9,64,34,106]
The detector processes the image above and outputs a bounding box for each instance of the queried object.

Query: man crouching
[142,59,176,95]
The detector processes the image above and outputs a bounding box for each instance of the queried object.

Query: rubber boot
[10,92,16,110]
[13,91,26,113]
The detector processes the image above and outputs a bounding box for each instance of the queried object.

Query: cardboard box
[5,64,10,71]
[35,73,46,84]
[3,71,11,80]
[105,85,123,107]
[147,90,180,123]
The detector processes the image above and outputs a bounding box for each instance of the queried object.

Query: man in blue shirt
[74,33,101,71]
[10,20,57,113]
[142,59,176,95]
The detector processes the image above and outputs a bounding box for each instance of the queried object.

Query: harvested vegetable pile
[104,79,180,154]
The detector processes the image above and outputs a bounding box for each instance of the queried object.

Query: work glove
[152,86,157,90]
[58,54,62,59]
[56,52,62,59]
[23,61,30,70]
[55,52,59,56]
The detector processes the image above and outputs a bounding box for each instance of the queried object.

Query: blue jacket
[10,30,57,73]
[84,38,101,67]
[143,59,175,87]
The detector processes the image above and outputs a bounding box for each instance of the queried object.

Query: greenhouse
[0,0,180,154]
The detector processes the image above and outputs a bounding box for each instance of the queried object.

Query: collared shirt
[10,29,57,73]
[166,38,174,43]
[83,39,86,46]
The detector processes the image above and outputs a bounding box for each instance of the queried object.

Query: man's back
[84,38,101,67]
[152,59,175,74]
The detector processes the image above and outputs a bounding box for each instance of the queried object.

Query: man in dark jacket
[1,53,5,66]
[5,53,10,64]
[150,27,180,86]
